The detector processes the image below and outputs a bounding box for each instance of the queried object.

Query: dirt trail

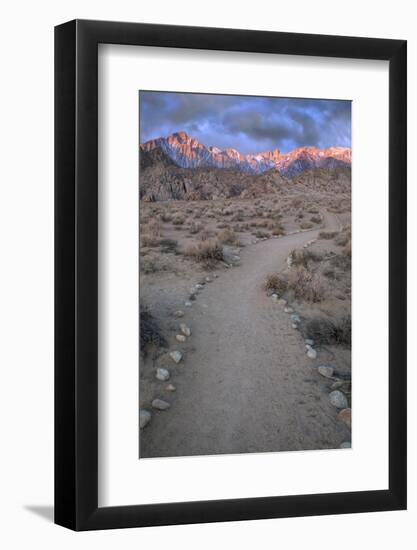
[141,211,349,458]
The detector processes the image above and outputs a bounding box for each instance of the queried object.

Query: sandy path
[141,211,349,457]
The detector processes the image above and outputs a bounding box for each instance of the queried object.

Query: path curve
[141,211,349,457]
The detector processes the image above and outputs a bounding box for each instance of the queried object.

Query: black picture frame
[55,19,407,531]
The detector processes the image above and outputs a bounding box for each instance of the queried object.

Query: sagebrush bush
[264,273,288,294]
[303,314,351,347]
[310,215,322,224]
[140,307,166,353]
[172,216,185,225]
[141,234,160,247]
[185,239,224,263]
[159,238,178,253]
[300,221,314,230]
[189,221,202,234]
[217,228,238,245]
[271,223,285,236]
[287,266,325,302]
[159,212,172,223]
[319,231,338,240]
[254,229,270,239]
[291,248,324,268]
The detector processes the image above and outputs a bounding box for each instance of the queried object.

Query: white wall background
[0,0,414,547]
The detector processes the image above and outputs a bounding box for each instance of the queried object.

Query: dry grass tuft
[302,314,351,347]
[140,307,166,353]
[217,228,238,245]
[292,248,324,268]
[185,239,224,264]
[264,273,288,294]
[287,266,325,302]
[319,231,338,240]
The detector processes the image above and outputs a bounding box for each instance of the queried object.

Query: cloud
[139,91,351,153]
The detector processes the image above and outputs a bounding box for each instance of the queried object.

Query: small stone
[176,334,186,342]
[206,276,213,283]
[271,294,278,301]
[307,348,317,359]
[279,298,287,305]
[305,339,314,346]
[184,301,192,307]
[179,323,191,337]
[139,409,151,429]
[292,323,298,329]
[174,310,184,318]
[152,399,170,411]
[156,367,170,381]
[339,441,351,449]
[329,390,348,409]
[291,314,301,323]
[166,383,176,392]
[338,408,352,428]
[169,350,183,364]
[195,283,204,290]
[331,379,351,391]
[189,293,197,301]
[213,273,218,278]
[284,307,294,313]
[318,365,334,378]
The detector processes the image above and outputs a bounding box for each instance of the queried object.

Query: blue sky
[139,91,351,154]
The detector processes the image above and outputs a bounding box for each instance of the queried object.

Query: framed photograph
[55,19,407,530]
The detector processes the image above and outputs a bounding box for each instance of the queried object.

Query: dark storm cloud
[139,91,351,154]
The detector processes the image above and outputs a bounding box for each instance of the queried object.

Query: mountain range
[140,131,351,178]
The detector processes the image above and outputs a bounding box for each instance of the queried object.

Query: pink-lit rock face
[140,132,351,177]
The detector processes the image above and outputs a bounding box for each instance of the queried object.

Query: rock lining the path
[317,365,334,378]
[139,409,151,429]
[180,323,191,337]
[156,367,170,381]
[152,399,171,411]
[329,390,348,409]
[169,350,183,363]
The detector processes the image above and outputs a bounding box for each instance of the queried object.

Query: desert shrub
[300,221,313,230]
[335,232,349,246]
[141,234,160,247]
[189,221,203,234]
[302,314,351,347]
[292,248,324,268]
[343,240,351,257]
[310,215,322,224]
[231,212,245,222]
[217,228,238,245]
[323,267,336,279]
[144,219,162,236]
[140,307,166,353]
[185,239,224,263]
[159,238,178,253]
[198,229,210,241]
[291,198,303,208]
[287,266,325,302]
[271,223,285,236]
[172,216,185,225]
[160,212,172,223]
[308,208,319,214]
[254,230,270,239]
[140,256,168,273]
[264,273,288,294]
[319,231,338,240]
[330,253,351,270]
